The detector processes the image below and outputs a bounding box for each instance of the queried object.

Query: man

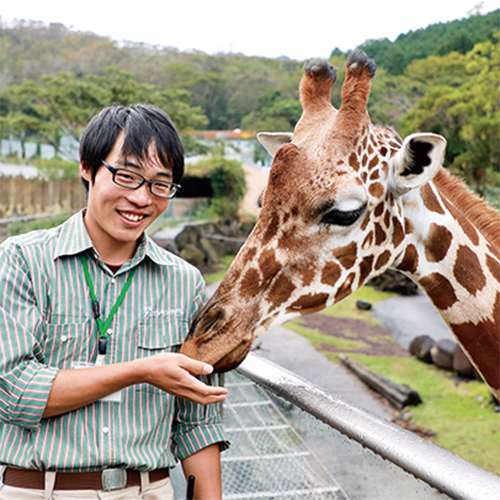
[0,104,229,499]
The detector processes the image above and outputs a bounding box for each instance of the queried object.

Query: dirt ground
[298,313,411,357]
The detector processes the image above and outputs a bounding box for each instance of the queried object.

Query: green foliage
[191,156,247,219]
[1,66,207,157]
[2,12,499,196]
[359,9,499,75]
[399,40,500,195]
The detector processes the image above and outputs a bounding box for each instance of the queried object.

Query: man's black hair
[79,104,184,193]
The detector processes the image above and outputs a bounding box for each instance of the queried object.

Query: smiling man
[0,104,229,500]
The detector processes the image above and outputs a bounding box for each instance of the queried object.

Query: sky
[2,1,498,61]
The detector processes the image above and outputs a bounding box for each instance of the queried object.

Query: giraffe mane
[433,168,500,250]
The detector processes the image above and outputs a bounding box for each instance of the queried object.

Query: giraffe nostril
[187,304,226,341]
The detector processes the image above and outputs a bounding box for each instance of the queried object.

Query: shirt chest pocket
[139,313,188,351]
[44,320,92,368]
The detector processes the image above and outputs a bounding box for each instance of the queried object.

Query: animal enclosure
[0,176,85,219]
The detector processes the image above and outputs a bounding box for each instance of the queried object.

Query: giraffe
[181,52,500,400]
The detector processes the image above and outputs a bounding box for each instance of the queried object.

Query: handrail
[236,353,500,500]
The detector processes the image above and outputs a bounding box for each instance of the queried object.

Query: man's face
[80,133,172,261]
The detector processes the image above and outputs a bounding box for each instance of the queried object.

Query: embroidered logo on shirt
[144,307,183,317]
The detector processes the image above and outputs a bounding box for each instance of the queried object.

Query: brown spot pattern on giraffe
[368,157,379,170]
[359,255,375,284]
[441,197,480,246]
[375,223,386,245]
[424,223,453,263]
[349,152,360,171]
[396,244,419,274]
[451,292,500,390]
[486,254,500,283]
[453,245,486,296]
[298,263,318,287]
[335,272,356,302]
[258,248,282,285]
[391,217,405,247]
[261,213,280,245]
[287,293,329,314]
[420,273,458,310]
[421,184,445,215]
[375,250,391,270]
[404,218,414,234]
[321,261,342,286]
[269,274,297,310]
[333,241,358,269]
[239,268,262,299]
[369,182,384,198]
[362,231,374,249]
[239,246,257,266]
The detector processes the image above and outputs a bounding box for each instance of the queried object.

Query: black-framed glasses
[102,160,181,199]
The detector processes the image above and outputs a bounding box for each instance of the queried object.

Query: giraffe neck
[395,169,500,396]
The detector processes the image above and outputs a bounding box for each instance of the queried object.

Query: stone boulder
[453,344,476,378]
[368,269,418,295]
[409,335,436,364]
[430,339,457,370]
[180,243,206,269]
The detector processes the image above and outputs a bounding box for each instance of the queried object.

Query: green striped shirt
[0,211,228,471]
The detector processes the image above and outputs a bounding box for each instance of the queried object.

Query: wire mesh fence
[171,370,348,499]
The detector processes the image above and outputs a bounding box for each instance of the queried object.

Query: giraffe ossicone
[181,52,500,400]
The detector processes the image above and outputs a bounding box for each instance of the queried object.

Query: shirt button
[111,278,116,284]
[107,329,113,336]
[61,335,68,342]
[102,427,109,434]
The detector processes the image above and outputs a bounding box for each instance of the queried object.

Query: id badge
[73,359,123,403]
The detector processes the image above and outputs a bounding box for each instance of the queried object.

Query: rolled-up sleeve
[0,244,59,429]
[171,373,230,461]
[171,276,230,460]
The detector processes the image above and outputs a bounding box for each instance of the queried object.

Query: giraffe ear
[391,133,447,196]
[257,132,293,157]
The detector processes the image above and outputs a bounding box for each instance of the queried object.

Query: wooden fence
[0,176,85,218]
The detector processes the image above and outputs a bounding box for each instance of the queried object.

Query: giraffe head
[181,52,447,371]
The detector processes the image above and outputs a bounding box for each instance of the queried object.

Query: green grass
[346,354,500,475]
[203,255,235,285]
[286,322,368,352]
[320,286,397,326]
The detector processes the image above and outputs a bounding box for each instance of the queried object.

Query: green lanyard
[81,255,137,355]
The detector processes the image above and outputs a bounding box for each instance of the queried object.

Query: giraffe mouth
[181,303,256,372]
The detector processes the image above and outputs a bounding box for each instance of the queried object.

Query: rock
[180,243,206,269]
[367,269,418,295]
[199,237,221,265]
[356,300,372,311]
[430,339,457,370]
[202,234,245,256]
[409,335,436,364]
[453,344,475,377]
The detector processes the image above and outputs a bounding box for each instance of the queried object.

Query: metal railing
[236,353,500,500]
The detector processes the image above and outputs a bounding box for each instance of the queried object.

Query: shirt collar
[54,209,177,268]
[54,210,94,260]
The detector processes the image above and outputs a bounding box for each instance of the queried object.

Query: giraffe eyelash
[320,204,366,226]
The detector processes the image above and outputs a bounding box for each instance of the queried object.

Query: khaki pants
[0,472,174,500]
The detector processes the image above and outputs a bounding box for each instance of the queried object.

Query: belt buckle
[101,468,127,491]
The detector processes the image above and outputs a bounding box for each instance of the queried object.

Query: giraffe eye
[320,205,365,226]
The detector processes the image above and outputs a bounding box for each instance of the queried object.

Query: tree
[0,68,208,158]
[399,40,499,194]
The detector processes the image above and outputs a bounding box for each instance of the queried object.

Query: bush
[193,155,247,219]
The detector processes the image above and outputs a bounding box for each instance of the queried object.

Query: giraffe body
[181,53,500,399]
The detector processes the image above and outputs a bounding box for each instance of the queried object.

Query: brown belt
[3,467,170,491]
